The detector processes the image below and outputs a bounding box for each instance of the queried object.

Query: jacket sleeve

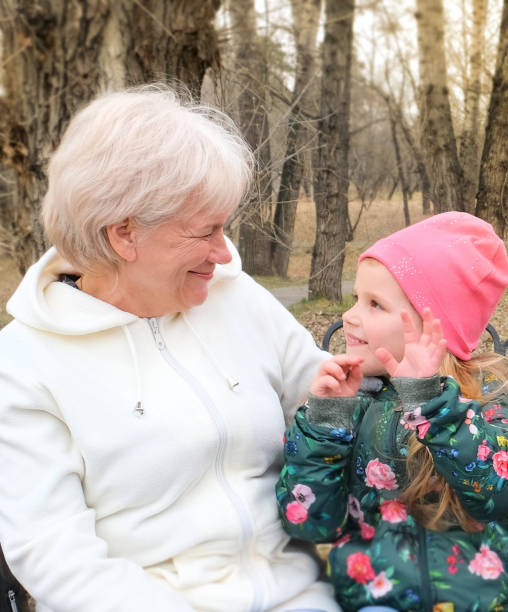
[402,376,508,526]
[0,365,195,612]
[276,395,370,543]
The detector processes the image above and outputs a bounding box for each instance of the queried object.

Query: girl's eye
[370,300,383,310]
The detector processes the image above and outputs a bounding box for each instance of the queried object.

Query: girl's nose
[342,303,359,326]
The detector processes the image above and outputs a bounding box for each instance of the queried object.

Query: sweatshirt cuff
[391,374,441,412]
[305,394,359,430]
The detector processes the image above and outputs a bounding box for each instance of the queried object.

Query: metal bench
[322,320,508,356]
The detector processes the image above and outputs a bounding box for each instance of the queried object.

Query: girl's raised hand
[310,355,364,397]
[375,307,447,379]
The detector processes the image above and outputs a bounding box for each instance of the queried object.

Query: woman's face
[118,209,233,317]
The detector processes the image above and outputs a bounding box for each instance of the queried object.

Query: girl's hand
[375,307,447,378]
[310,355,364,397]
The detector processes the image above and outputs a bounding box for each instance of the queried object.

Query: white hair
[42,84,253,271]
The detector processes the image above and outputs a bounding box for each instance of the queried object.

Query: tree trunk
[107,0,220,96]
[389,109,411,226]
[0,0,110,273]
[227,0,273,275]
[271,0,321,277]
[395,108,432,214]
[476,0,508,237]
[308,0,354,301]
[415,0,464,213]
[0,0,222,275]
[459,0,487,212]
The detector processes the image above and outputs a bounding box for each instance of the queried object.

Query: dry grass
[0,255,21,328]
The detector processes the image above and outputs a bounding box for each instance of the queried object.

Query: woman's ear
[106,218,138,262]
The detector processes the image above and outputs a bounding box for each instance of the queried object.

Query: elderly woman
[0,87,339,612]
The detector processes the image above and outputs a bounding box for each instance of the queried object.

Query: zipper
[7,590,18,612]
[147,318,265,612]
[417,525,432,612]
[391,405,433,610]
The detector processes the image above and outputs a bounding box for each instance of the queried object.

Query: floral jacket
[276,376,508,612]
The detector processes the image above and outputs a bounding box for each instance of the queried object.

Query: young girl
[276,212,508,612]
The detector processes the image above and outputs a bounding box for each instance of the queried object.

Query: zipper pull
[149,318,165,350]
[133,401,144,418]
[7,590,18,612]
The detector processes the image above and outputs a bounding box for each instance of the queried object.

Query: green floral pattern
[276,378,508,611]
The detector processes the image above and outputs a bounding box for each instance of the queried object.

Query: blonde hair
[42,84,254,272]
[400,351,508,532]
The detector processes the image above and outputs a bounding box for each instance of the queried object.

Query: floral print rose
[367,571,393,598]
[379,498,407,523]
[285,501,308,524]
[468,545,504,580]
[346,552,376,584]
[492,450,508,479]
[365,458,398,490]
[477,440,491,461]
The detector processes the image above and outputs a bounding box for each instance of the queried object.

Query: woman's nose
[210,231,232,264]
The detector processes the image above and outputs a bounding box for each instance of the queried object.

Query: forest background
[0,0,507,348]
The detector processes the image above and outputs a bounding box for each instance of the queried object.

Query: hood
[6,236,242,336]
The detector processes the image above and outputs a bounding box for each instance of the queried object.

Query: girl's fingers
[310,375,342,397]
[348,363,364,388]
[432,338,447,368]
[375,347,399,375]
[400,311,420,344]
[319,360,347,381]
[330,354,364,368]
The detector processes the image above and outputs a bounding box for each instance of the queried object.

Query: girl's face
[342,258,423,376]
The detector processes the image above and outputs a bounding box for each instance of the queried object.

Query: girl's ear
[106,218,138,262]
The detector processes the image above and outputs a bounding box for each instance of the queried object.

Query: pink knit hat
[359,212,508,360]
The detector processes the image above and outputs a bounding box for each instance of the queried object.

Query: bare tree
[415,0,465,213]
[388,105,411,226]
[227,0,273,275]
[476,0,508,237]
[459,0,488,212]
[308,0,354,301]
[271,0,321,277]
[0,0,222,274]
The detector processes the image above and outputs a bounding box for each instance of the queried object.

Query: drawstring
[122,325,144,417]
[182,313,240,391]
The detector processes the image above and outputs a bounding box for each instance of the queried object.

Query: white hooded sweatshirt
[0,240,339,612]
